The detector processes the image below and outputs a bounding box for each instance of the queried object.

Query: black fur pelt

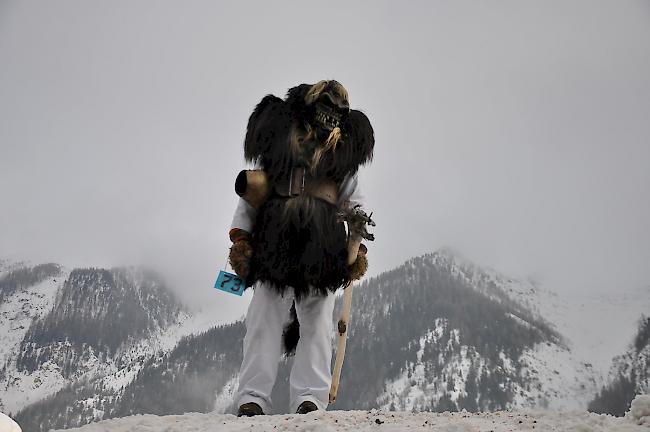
[282,302,300,356]
[247,195,349,299]
[243,81,374,354]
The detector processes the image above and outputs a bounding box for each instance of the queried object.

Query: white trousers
[234,282,336,413]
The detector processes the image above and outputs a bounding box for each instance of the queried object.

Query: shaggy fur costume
[243,82,374,300]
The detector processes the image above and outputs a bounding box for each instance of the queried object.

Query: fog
[1,1,649,319]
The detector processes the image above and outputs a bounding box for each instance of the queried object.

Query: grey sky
[1,1,649,320]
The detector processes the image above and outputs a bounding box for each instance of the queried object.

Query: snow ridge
[53,397,650,432]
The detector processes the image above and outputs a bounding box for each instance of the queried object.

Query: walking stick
[329,206,374,404]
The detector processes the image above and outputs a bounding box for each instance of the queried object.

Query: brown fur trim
[229,240,253,278]
[348,254,368,280]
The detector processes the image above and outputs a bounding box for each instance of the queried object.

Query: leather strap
[275,167,339,205]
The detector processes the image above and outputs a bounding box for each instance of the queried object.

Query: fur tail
[282,301,300,356]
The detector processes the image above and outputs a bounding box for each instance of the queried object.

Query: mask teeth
[316,109,341,130]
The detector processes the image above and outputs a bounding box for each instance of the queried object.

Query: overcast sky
[1,1,649,320]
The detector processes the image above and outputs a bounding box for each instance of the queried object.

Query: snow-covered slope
[96,308,234,394]
[503,280,650,378]
[426,249,650,410]
[427,249,650,378]
[52,394,650,432]
[361,250,605,412]
[590,316,650,416]
[329,251,571,413]
[0,264,224,417]
[503,282,650,411]
[0,263,67,413]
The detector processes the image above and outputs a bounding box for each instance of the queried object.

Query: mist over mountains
[1,252,648,432]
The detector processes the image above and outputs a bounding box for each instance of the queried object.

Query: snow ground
[49,396,650,432]
[0,413,22,432]
[52,405,650,432]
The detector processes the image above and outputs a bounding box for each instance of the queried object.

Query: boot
[237,402,264,417]
[296,401,318,414]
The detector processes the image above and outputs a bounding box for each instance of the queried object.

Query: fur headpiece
[244,80,374,184]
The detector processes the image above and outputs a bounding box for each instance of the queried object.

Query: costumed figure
[229,80,374,416]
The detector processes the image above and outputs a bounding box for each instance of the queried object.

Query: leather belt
[275,167,339,206]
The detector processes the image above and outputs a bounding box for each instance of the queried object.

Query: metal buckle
[288,167,306,196]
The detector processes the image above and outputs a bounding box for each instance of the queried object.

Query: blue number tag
[214,270,245,296]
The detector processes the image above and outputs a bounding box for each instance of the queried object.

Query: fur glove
[228,229,252,278]
[348,243,368,280]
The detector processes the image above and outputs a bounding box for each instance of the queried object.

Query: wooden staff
[329,234,363,404]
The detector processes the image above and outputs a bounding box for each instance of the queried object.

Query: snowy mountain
[2,251,649,432]
[0,261,232,432]
[0,263,202,416]
[330,250,593,412]
[589,316,650,416]
[1,262,69,412]
[502,279,650,383]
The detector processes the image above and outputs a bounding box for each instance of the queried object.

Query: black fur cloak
[243,82,374,300]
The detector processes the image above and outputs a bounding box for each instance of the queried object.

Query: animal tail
[282,301,300,356]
